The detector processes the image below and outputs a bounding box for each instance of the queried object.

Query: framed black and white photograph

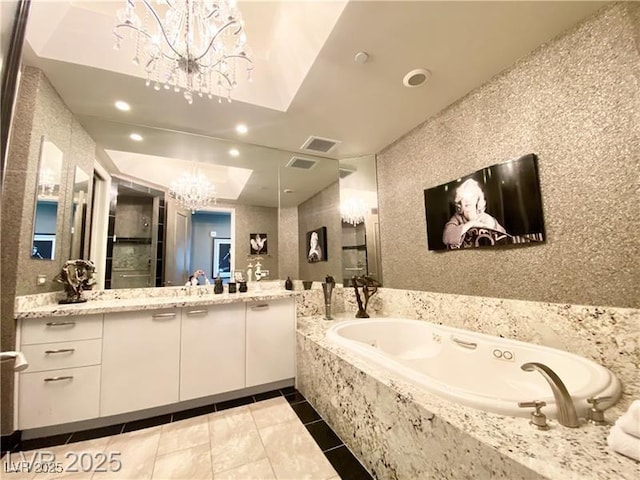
[424,153,545,251]
[306,226,327,263]
[212,238,231,279]
[249,233,267,255]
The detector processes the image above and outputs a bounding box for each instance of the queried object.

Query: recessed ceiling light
[403,68,431,88]
[115,100,131,111]
[235,124,248,134]
[129,133,143,141]
[229,148,240,157]
[283,188,295,194]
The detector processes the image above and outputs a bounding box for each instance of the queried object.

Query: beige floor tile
[92,427,161,480]
[260,420,338,480]
[208,406,256,443]
[151,443,212,480]
[209,429,266,474]
[214,458,276,480]
[7,437,111,480]
[249,397,298,430]
[157,416,209,456]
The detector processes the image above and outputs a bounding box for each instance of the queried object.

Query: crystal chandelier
[340,197,368,226]
[169,172,217,213]
[113,0,253,104]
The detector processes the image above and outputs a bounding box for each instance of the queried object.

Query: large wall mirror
[31,137,63,260]
[88,123,341,289]
[338,155,382,286]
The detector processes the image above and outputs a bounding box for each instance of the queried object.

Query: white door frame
[197,206,235,277]
[89,160,111,290]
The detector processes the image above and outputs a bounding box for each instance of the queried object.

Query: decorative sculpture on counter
[352,275,381,318]
[54,259,96,304]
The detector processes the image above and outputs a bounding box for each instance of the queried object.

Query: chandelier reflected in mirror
[340,197,368,226]
[169,172,217,213]
[113,0,253,104]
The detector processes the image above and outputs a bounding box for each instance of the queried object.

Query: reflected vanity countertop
[296,314,640,480]
[15,285,297,319]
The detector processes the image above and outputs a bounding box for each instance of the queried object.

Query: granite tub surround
[342,287,640,406]
[14,285,297,319]
[296,315,640,480]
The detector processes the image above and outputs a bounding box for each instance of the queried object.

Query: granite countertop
[15,288,297,319]
[296,314,640,480]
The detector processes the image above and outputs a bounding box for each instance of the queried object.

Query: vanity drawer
[18,365,101,429]
[21,339,102,373]
[21,315,103,345]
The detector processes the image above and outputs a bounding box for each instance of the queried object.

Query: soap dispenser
[284,277,293,290]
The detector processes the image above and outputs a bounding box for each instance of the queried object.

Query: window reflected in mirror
[32,137,63,260]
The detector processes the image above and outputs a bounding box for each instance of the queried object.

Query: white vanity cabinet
[100,308,181,416]
[245,298,296,387]
[180,303,245,400]
[18,315,103,429]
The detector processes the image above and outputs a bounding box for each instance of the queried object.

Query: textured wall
[377,3,640,308]
[231,203,279,280]
[278,206,299,280]
[298,182,342,283]
[1,67,95,434]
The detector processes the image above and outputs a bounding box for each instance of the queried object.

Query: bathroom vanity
[14,287,297,434]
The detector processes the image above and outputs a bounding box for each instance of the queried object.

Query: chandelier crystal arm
[193,19,241,63]
[142,0,184,59]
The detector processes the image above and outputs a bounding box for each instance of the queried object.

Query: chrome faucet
[322,275,335,320]
[520,362,579,428]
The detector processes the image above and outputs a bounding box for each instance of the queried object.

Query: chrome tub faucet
[521,362,579,428]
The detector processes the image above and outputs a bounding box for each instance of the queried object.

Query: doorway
[191,209,234,283]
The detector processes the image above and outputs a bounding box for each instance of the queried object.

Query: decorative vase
[214,277,224,294]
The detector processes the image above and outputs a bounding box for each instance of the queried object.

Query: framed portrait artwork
[424,153,545,251]
[249,233,267,255]
[306,226,327,263]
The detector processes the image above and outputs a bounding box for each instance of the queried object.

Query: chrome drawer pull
[45,321,76,327]
[152,312,177,319]
[44,376,73,382]
[251,304,269,310]
[45,349,75,354]
[186,310,208,316]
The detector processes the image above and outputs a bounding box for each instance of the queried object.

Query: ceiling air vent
[339,167,356,179]
[301,136,341,153]
[286,156,318,170]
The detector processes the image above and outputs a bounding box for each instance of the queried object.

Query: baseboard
[0,430,21,456]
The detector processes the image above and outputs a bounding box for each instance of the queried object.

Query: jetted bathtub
[325,318,621,418]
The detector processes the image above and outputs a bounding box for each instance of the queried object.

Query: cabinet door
[19,365,101,429]
[180,303,245,401]
[246,298,296,387]
[101,309,180,416]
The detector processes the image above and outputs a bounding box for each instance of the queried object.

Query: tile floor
[2,388,372,480]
